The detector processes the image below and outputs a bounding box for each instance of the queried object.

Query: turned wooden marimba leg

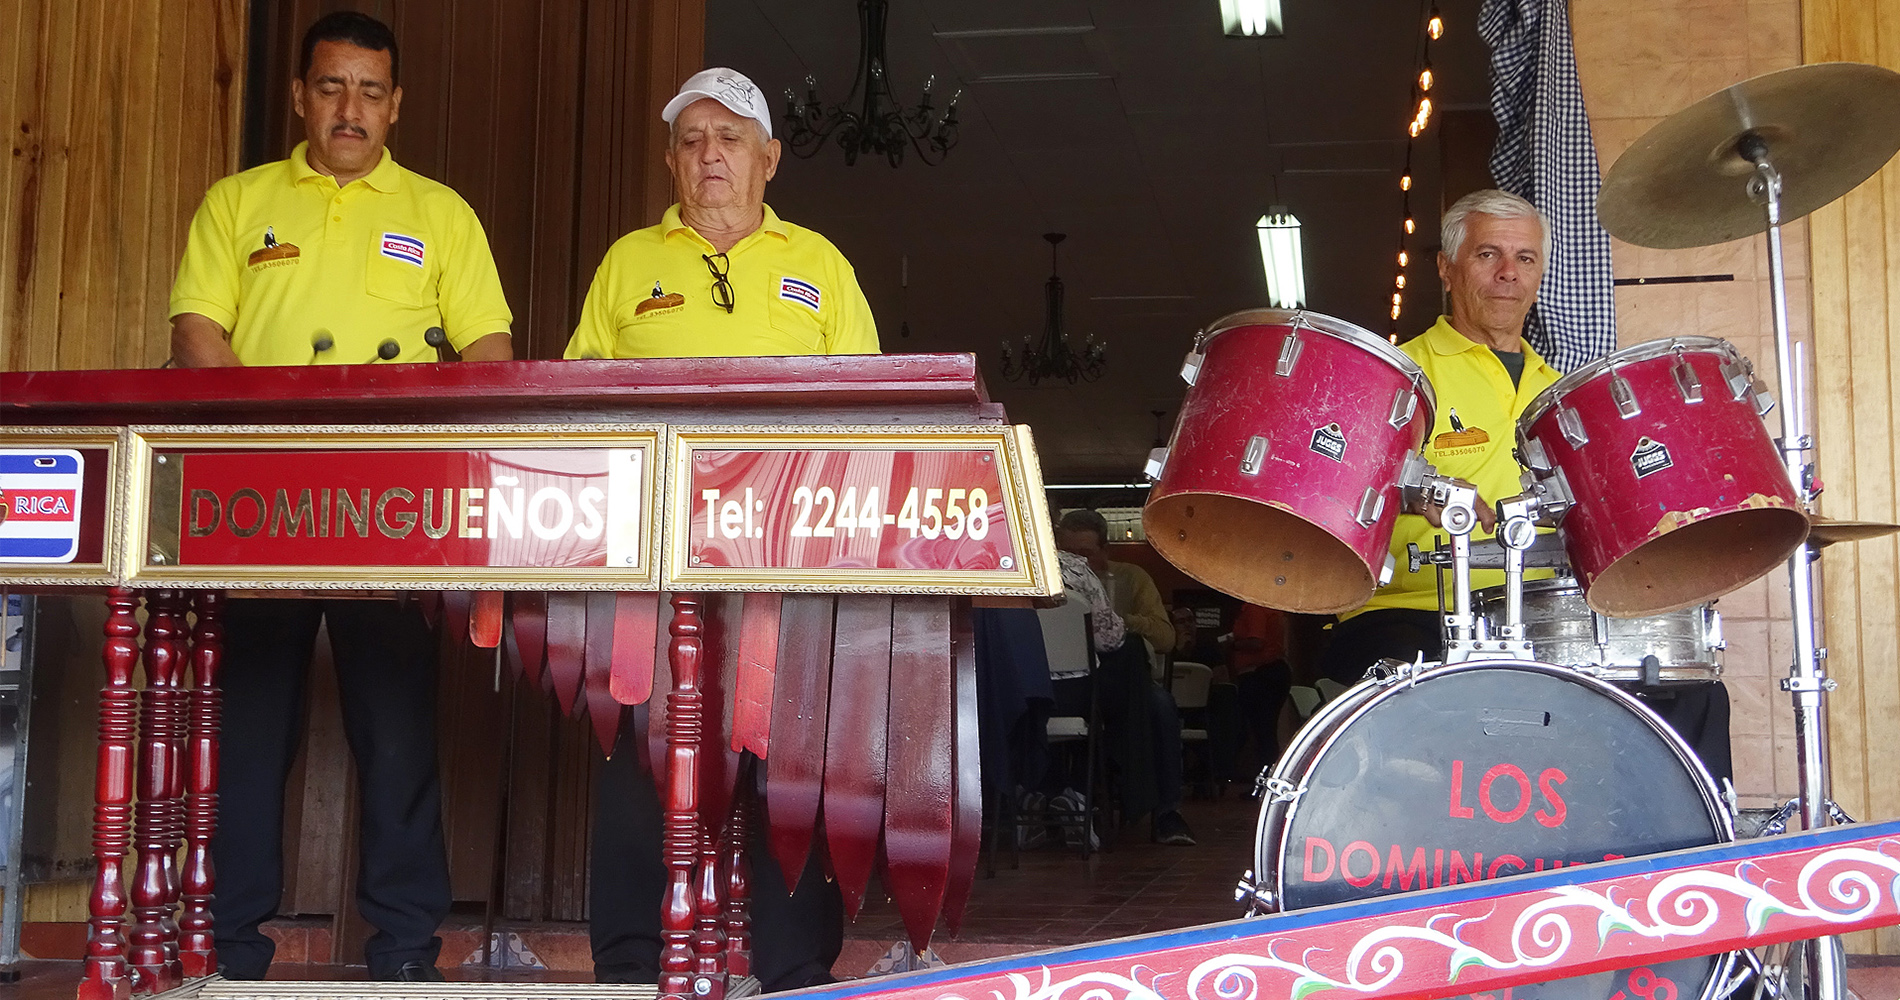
[693,828,727,995]
[80,589,141,1000]
[179,592,224,977]
[129,591,189,992]
[661,593,720,1000]
[723,778,753,979]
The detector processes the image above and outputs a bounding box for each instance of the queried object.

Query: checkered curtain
[1479,0,1617,372]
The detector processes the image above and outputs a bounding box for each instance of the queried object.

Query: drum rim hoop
[1204,308,1439,414]
[1518,334,1740,432]
[1257,658,1734,895]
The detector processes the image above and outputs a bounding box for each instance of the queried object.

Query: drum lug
[1610,373,1642,418]
[1544,465,1577,516]
[1144,446,1169,482]
[1753,383,1777,417]
[1356,486,1386,527]
[1721,356,1753,401]
[1255,774,1305,804]
[1238,435,1270,476]
[1274,329,1303,377]
[1556,406,1589,447]
[1673,355,1705,403]
[1518,437,1554,475]
[1235,871,1275,913]
[1379,551,1396,587]
[1179,346,1205,386]
[1387,386,1419,429]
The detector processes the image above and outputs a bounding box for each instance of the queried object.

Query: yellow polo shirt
[564,203,879,359]
[1356,315,1563,614]
[170,142,512,366]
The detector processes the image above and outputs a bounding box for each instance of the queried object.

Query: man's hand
[170,313,242,368]
[456,332,513,362]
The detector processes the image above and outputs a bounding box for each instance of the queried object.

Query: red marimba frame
[0,356,1063,1000]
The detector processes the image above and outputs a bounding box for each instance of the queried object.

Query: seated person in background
[1228,603,1292,770]
[1054,509,1195,846]
[1013,551,1129,848]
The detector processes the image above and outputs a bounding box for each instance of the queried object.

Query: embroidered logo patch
[247,225,300,267]
[380,233,425,268]
[779,276,821,312]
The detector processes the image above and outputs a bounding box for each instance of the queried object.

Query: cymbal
[1808,516,1900,548]
[1598,62,1900,249]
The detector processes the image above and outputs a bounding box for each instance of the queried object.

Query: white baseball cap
[662,67,774,140]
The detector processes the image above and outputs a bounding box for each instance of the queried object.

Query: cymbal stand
[1741,130,1844,1000]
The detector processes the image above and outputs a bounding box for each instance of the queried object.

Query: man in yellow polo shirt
[564,70,877,362]
[1318,190,1560,683]
[572,68,872,992]
[1315,188,1731,785]
[167,11,511,983]
[170,27,511,365]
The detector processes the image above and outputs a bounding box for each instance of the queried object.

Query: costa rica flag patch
[779,276,821,312]
[381,232,425,268]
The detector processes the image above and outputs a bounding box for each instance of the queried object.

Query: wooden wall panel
[1571,0,1805,812]
[0,0,244,374]
[1806,0,1900,958]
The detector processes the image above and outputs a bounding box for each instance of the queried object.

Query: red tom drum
[1518,336,1807,617]
[1143,310,1435,614]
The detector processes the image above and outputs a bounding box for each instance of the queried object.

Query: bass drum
[1252,660,1735,1000]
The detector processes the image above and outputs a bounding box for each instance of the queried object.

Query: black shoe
[1153,810,1197,846]
[381,961,446,983]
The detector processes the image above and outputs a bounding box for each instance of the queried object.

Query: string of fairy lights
[1390,3,1445,341]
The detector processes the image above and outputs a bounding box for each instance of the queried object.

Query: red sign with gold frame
[663,427,1061,595]
[125,425,663,590]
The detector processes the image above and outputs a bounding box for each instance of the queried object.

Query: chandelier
[781,0,962,167]
[1000,234,1107,385]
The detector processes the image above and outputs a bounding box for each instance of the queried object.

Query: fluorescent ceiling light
[1220,0,1284,37]
[1257,208,1305,309]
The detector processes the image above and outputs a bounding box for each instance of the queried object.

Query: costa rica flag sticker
[0,450,84,564]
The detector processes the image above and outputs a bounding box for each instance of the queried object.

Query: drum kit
[1142,62,1900,1000]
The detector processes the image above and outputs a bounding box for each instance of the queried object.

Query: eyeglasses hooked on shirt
[702,252,734,314]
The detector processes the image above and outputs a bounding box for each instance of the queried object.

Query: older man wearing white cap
[579,68,874,992]
[564,67,879,359]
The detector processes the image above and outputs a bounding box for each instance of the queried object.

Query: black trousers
[211,599,450,979]
[591,717,842,992]
[1315,608,1734,786]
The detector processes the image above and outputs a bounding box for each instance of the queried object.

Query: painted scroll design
[937,842,1900,1000]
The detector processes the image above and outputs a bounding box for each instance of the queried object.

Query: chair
[1314,677,1350,705]
[986,592,1104,865]
[1171,661,1214,794]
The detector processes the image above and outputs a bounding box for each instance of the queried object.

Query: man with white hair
[1315,188,1561,682]
[1314,188,1732,788]
[572,67,875,991]
[564,68,877,359]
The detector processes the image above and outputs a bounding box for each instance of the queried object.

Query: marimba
[0,355,1062,1000]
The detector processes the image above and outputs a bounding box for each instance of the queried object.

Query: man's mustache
[330,124,369,139]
